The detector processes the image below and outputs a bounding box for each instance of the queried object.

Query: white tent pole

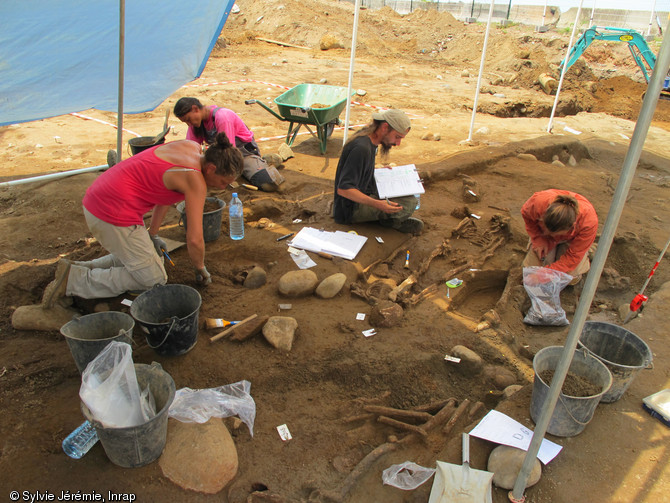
[588,0,596,27]
[466,0,495,142]
[343,0,361,145]
[0,165,108,188]
[547,0,584,133]
[541,0,548,27]
[116,0,126,162]
[509,18,670,503]
[647,0,657,36]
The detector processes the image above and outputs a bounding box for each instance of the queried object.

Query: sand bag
[523,266,572,326]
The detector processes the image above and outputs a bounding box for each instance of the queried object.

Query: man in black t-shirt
[333,109,422,234]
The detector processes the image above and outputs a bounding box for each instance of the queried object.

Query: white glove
[195,266,212,286]
[150,234,167,256]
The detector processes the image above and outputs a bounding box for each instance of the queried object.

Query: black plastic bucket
[60,312,135,373]
[128,136,166,155]
[130,284,201,356]
[82,362,175,468]
[578,321,653,403]
[530,346,612,437]
[175,197,226,242]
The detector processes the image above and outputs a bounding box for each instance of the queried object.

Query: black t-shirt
[333,135,377,224]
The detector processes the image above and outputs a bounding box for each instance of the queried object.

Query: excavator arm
[560,26,670,100]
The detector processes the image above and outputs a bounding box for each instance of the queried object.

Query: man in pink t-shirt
[174,97,284,192]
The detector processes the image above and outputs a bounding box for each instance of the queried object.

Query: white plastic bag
[382,461,436,490]
[79,341,152,428]
[168,380,256,436]
[522,266,573,326]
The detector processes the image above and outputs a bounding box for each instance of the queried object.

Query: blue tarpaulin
[0,0,235,127]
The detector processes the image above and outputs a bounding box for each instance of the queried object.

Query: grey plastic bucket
[176,197,226,242]
[530,346,612,437]
[578,321,653,403]
[128,136,165,155]
[82,362,175,468]
[130,284,201,356]
[60,312,135,374]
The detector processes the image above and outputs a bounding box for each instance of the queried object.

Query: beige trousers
[66,208,167,299]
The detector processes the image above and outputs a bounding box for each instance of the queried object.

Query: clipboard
[289,227,368,260]
[374,164,425,198]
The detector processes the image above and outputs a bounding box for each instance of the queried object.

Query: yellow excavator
[561,26,670,100]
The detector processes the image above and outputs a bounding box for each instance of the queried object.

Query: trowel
[151,109,171,144]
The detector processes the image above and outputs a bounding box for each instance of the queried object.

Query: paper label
[121,298,133,306]
[277,424,292,441]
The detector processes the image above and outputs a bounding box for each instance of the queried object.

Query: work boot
[394,217,424,235]
[42,259,71,309]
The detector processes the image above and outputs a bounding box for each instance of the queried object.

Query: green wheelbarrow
[246,83,354,154]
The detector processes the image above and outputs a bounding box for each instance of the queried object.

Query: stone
[420,131,435,141]
[262,153,284,169]
[568,155,577,166]
[488,445,541,489]
[277,143,294,161]
[319,33,343,50]
[618,303,637,321]
[502,384,523,399]
[278,270,319,297]
[475,126,490,135]
[159,418,238,494]
[369,300,403,328]
[551,159,565,168]
[244,266,267,289]
[483,365,517,389]
[517,153,537,161]
[315,273,347,299]
[11,303,78,331]
[461,70,470,77]
[263,316,298,351]
[451,345,483,375]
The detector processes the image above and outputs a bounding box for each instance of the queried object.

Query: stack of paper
[289,227,368,260]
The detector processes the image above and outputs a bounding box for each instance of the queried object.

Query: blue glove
[150,234,167,257]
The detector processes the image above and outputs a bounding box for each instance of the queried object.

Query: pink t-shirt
[186,106,254,145]
[83,145,198,226]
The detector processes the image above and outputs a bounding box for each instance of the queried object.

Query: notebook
[374,164,425,198]
[289,227,368,261]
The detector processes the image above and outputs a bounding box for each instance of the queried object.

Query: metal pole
[647,0,657,36]
[588,0,597,28]
[0,165,109,188]
[506,0,512,20]
[343,0,361,145]
[466,0,495,142]
[116,0,125,162]
[509,17,670,503]
[471,0,475,18]
[546,0,584,133]
[541,0,548,26]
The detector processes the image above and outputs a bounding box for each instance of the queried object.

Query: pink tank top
[83,146,199,226]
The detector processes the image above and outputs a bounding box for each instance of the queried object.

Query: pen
[162,249,175,266]
[404,250,410,268]
[277,232,294,242]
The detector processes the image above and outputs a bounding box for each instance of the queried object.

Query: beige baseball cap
[371,108,411,134]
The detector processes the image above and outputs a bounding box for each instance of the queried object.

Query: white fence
[345,0,668,35]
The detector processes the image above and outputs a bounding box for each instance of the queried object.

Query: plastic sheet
[382,461,436,490]
[523,266,573,326]
[168,380,256,436]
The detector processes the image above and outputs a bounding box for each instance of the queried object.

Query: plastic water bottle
[62,420,99,459]
[415,194,421,210]
[229,192,244,240]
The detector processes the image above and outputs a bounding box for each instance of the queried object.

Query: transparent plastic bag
[168,380,256,436]
[382,461,436,490]
[79,341,152,428]
[522,266,573,326]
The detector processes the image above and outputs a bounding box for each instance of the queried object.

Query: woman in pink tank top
[39,132,244,309]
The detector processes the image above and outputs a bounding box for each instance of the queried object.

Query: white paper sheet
[290,227,368,260]
[374,164,425,198]
[469,410,562,464]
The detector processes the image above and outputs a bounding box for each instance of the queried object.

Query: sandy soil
[1,1,670,502]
